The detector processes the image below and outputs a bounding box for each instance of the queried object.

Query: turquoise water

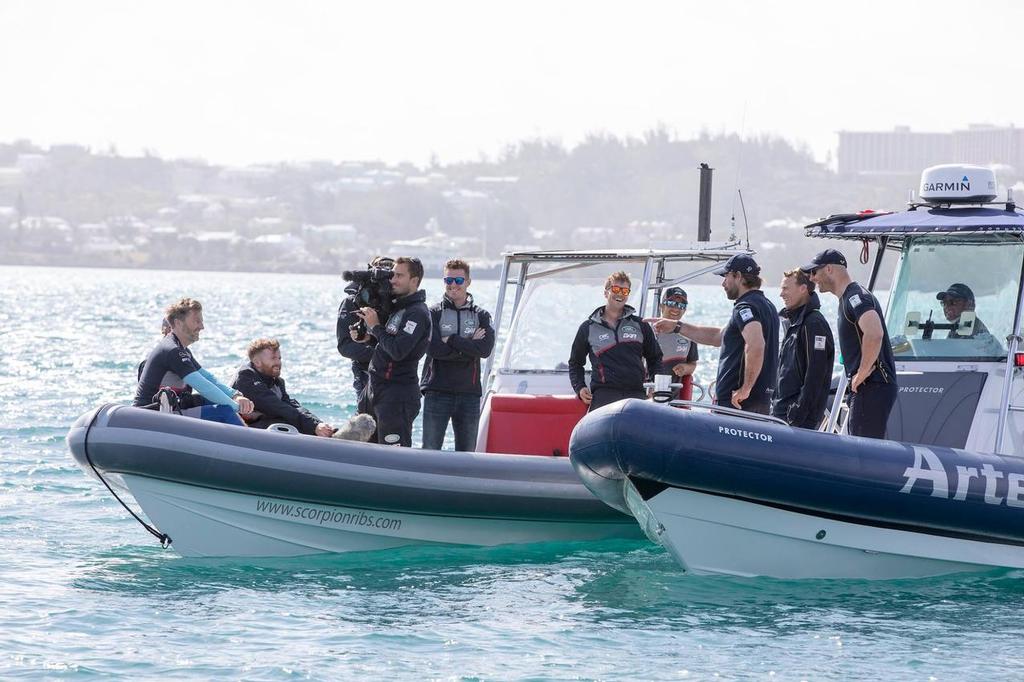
[2,265,1022,679]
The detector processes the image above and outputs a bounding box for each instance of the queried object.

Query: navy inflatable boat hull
[570,400,1024,576]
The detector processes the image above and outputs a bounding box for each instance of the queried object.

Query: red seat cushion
[485,394,587,456]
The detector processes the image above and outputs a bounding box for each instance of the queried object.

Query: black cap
[800,248,847,273]
[663,287,688,302]
[713,254,760,277]
[937,283,975,302]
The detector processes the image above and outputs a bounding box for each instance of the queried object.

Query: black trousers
[589,387,647,412]
[369,383,421,447]
[717,394,771,415]
[848,381,898,439]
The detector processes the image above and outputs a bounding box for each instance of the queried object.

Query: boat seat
[485,394,588,456]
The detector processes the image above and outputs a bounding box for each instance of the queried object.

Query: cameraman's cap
[713,254,760,277]
[664,287,688,303]
[937,283,975,302]
[801,248,847,273]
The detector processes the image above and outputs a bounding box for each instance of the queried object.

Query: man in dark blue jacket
[569,271,663,412]
[356,256,431,447]
[232,338,336,437]
[773,269,835,429]
[420,258,495,451]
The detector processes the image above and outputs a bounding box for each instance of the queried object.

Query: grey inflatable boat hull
[67,405,642,557]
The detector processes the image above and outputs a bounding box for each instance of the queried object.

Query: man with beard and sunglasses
[569,271,663,412]
[648,254,778,414]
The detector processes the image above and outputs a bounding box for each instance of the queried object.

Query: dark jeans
[421,391,481,451]
[848,381,898,439]
[589,387,647,412]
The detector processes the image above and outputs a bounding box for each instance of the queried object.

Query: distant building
[838,124,1024,175]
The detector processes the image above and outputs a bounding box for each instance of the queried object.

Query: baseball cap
[936,283,975,302]
[712,254,760,277]
[663,286,688,302]
[800,248,847,273]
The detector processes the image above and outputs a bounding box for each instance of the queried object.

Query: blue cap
[800,248,847,273]
[713,254,760,277]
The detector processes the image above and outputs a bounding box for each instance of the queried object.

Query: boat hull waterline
[68,405,642,558]
[570,399,1024,579]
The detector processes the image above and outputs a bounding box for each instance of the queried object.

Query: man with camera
[355,256,431,447]
[337,256,394,415]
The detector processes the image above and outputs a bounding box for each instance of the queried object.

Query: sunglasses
[608,285,631,296]
[444,276,466,285]
[663,300,687,310]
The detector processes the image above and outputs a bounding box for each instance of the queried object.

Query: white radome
[920,164,997,203]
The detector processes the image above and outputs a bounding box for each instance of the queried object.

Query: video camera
[342,264,394,339]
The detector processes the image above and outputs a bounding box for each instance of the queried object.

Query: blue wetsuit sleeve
[184,370,239,410]
[197,367,237,398]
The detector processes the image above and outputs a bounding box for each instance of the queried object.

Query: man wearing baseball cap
[648,253,779,413]
[803,248,898,439]
[654,287,699,399]
[936,283,989,339]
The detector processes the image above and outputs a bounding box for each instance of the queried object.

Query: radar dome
[920,164,997,203]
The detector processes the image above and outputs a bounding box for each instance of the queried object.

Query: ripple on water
[2,266,1023,679]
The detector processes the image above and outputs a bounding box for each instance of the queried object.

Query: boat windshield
[505,276,628,371]
[887,237,1023,361]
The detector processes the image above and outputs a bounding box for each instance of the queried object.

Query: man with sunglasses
[647,254,778,414]
[420,259,495,451]
[654,287,699,399]
[569,271,663,412]
[356,256,431,447]
[804,248,897,439]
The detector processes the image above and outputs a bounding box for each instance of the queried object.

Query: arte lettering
[900,445,1024,507]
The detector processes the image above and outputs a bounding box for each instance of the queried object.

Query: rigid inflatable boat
[69,403,642,557]
[69,239,747,557]
[571,399,1024,579]
[571,164,1024,579]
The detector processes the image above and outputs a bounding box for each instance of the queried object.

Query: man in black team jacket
[648,254,779,414]
[337,256,394,415]
[420,258,495,451]
[569,271,663,412]
[773,268,835,429]
[356,256,431,447]
[232,338,335,437]
[805,248,898,439]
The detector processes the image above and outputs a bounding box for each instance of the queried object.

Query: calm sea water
[2,265,1022,680]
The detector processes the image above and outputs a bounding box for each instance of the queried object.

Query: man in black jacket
[421,258,495,451]
[773,269,835,429]
[232,338,335,437]
[356,256,431,447]
[569,271,662,412]
[337,256,394,415]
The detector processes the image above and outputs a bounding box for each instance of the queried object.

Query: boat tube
[570,399,1024,579]
[68,405,642,557]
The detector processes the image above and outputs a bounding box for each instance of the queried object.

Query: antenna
[737,189,750,249]
[729,102,748,240]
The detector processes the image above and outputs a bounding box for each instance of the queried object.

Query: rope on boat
[82,407,172,549]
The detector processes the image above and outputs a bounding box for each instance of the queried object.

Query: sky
[2,0,1022,167]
